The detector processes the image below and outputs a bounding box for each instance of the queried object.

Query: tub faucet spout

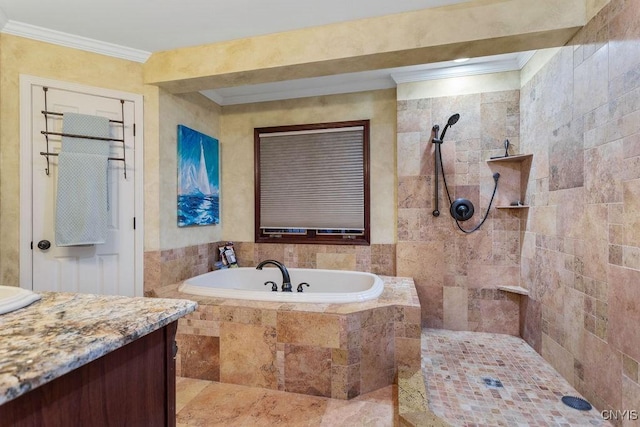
[256,260,292,292]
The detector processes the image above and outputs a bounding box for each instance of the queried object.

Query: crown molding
[201,89,225,105]
[202,75,396,106]
[391,58,522,84]
[516,51,536,69]
[203,52,535,105]
[1,21,151,63]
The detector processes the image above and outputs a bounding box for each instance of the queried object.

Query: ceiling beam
[144,0,587,93]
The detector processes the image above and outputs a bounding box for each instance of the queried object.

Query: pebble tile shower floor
[422,329,610,426]
[175,329,612,426]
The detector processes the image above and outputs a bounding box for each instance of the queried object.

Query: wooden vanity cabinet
[0,322,178,427]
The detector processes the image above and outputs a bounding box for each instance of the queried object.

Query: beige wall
[0,33,224,282]
[220,89,397,244]
[144,0,586,93]
[0,34,145,284]
[0,34,394,284]
[155,90,222,250]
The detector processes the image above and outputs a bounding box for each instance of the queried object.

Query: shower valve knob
[37,240,51,250]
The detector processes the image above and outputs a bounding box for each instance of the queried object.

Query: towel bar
[40,130,124,143]
[40,87,128,178]
[39,152,125,162]
[41,110,124,125]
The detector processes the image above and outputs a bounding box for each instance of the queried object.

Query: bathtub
[178,267,384,303]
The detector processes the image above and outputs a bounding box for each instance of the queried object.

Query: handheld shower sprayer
[439,113,460,142]
[432,114,460,217]
[431,113,501,233]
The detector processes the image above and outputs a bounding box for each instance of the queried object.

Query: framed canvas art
[177,125,220,227]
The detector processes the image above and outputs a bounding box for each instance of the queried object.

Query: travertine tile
[398,176,431,209]
[175,377,210,413]
[321,394,395,426]
[442,286,468,331]
[422,329,611,426]
[161,275,422,400]
[622,378,640,427]
[395,337,421,372]
[243,388,328,426]
[316,253,356,271]
[608,265,640,362]
[219,322,277,389]
[284,344,332,397]
[177,381,267,426]
[360,322,395,394]
[177,334,220,381]
[583,330,623,409]
[277,311,342,348]
[397,106,431,133]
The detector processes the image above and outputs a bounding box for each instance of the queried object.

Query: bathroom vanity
[0,291,196,426]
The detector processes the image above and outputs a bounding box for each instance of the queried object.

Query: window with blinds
[254,120,370,245]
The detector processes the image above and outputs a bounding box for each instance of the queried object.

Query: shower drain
[561,396,592,411]
[482,377,504,388]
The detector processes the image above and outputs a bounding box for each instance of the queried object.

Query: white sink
[0,286,41,315]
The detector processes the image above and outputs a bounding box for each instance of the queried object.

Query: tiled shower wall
[519,0,640,415]
[144,242,396,294]
[395,91,522,334]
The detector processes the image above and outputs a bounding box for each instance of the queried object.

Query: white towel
[55,113,111,246]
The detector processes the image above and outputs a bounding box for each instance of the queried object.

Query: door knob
[37,240,51,250]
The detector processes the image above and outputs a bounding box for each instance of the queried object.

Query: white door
[29,84,137,296]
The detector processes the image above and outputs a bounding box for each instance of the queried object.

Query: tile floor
[176,378,397,426]
[422,329,610,426]
[176,329,612,426]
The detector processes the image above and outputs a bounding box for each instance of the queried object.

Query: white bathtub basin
[179,267,384,303]
[0,286,42,315]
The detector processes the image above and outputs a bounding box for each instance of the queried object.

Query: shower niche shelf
[486,154,532,210]
[497,285,529,296]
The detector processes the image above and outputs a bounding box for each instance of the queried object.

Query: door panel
[31,85,136,296]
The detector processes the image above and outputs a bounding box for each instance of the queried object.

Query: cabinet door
[0,322,178,427]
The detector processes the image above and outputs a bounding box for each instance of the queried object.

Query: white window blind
[258,126,365,230]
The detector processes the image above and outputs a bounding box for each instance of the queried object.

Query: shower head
[439,113,460,142]
[447,113,460,126]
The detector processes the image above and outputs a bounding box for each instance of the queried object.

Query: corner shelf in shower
[486,154,533,164]
[495,205,530,209]
[497,285,529,296]
[486,153,533,210]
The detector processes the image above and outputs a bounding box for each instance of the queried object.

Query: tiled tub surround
[144,242,396,296]
[155,275,421,400]
[0,292,196,405]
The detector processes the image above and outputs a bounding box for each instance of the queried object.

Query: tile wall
[144,243,218,296]
[144,242,396,295]
[519,0,640,416]
[395,91,522,333]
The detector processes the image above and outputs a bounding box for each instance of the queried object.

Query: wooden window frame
[254,120,370,246]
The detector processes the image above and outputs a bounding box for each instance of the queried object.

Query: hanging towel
[55,113,111,246]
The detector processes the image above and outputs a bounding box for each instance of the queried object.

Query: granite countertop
[0,292,197,406]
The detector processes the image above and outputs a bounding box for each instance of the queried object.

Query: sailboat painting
[177,125,220,227]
